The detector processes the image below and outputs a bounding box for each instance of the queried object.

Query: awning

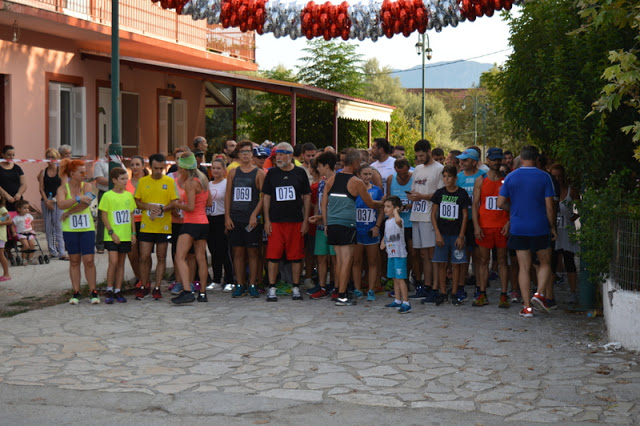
[337,99,393,123]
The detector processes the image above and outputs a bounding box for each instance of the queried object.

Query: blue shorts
[433,235,468,264]
[314,230,335,256]
[63,231,96,256]
[387,257,407,279]
[356,230,380,245]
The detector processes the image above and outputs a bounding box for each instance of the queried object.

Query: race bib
[440,202,459,220]
[401,197,410,206]
[234,187,252,202]
[412,200,428,213]
[275,186,295,202]
[556,214,566,229]
[113,210,131,225]
[356,208,375,224]
[146,203,164,218]
[69,213,91,230]
[206,202,217,216]
[484,196,501,211]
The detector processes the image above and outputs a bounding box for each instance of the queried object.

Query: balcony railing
[11,0,255,62]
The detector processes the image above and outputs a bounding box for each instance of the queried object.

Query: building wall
[1,36,206,211]
[603,278,640,351]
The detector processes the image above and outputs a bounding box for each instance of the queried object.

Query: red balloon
[341,28,350,40]
[485,8,494,17]
[323,29,331,40]
[393,20,402,33]
[385,28,393,38]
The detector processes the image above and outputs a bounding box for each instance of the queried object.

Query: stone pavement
[0,280,639,424]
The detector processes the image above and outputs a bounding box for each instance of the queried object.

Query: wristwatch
[108,229,114,236]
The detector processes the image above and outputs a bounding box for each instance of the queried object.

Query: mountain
[391,61,494,89]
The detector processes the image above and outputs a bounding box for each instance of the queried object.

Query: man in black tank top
[225,140,266,298]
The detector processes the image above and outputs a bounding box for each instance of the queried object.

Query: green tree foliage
[578,0,640,160]
[487,0,638,188]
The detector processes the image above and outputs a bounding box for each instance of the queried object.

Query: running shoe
[388,290,395,298]
[554,274,565,285]
[266,286,278,302]
[353,289,363,299]
[366,290,376,301]
[531,293,550,314]
[385,301,402,308]
[105,290,114,304]
[171,291,195,304]
[292,287,303,301]
[223,283,235,292]
[115,292,127,303]
[330,289,339,301]
[232,285,247,298]
[547,298,558,310]
[451,296,461,306]
[498,293,510,309]
[335,298,355,306]
[152,287,162,300]
[519,306,534,318]
[197,293,208,302]
[170,282,183,295]
[409,285,428,299]
[421,289,437,305]
[135,285,149,300]
[455,288,468,302]
[383,279,394,291]
[206,282,222,291]
[398,304,412,314]
[472,293,489,306]
[306,284,321,295]
[90,291,100,304]
[249,285,260,298]
[435,292,447,306]
[69,293,81,305]
[310,288,329,299]
[509,291,522,304]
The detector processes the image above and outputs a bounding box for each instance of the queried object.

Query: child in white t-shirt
[381,195,411,314]
[0,195,12,280]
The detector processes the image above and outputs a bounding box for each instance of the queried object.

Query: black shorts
[180,223,209,241]
[404,227,412,244]
[465,219,476,249]
[105,241,132,254]
[508,234,552,253]
[229,223,262,248]
[138,232,171,244]
[327,224,357,246]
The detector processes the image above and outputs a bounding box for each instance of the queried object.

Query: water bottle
[48,192,53,200]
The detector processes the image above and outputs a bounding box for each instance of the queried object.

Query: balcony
[7,0,255,63]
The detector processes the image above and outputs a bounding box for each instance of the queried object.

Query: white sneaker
[266,286,278,302]
[206,282,222,291]
[223,284,235,292]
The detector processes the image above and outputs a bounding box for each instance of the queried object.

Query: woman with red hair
[56,159,99,305]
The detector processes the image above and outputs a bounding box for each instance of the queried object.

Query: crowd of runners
[0,137,580,317]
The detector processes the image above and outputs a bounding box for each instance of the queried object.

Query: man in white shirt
[407,139,444,300]
[370,138,396,195]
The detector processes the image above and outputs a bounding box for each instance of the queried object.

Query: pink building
[0,0,256,207]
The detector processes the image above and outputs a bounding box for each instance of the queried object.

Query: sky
[254,7,520,72]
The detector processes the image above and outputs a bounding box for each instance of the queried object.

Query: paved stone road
[0,284,638,424]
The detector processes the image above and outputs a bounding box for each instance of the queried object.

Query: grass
[0,309,29,318]
[7,301,31,307]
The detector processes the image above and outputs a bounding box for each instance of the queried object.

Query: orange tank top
[182,178,209,225]
[478,176,509,228]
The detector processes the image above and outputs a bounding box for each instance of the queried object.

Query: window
[49,82,86,156]
[158,96,187,154]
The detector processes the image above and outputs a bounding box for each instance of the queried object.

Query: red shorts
[476,227,508,249]
[266,222,304,261]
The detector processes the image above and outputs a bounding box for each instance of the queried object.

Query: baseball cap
[253,146,270,158]
[487,148,503,160]
[456,149,480,161]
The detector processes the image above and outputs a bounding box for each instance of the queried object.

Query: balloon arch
[152,0,523,41]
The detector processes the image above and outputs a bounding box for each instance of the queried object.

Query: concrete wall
[602,278,640,351]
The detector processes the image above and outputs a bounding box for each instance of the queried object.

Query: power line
[363,48,511,76]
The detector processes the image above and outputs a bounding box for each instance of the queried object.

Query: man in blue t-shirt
[498,146,557,318]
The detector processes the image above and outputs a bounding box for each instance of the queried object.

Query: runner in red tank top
[471,148,511,308]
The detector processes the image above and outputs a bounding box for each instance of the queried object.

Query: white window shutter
[158,96,170,154]
[71,86,86,156]
[48,83,60,149]
[172,99,188,149]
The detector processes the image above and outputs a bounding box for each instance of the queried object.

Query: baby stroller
[6,211,50,266]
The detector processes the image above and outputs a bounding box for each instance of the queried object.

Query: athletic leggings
[207,215,234,284]
[551,249,577,273]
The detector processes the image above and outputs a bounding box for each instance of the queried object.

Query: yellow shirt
[226,161,240,172]
[134,175,178,234]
